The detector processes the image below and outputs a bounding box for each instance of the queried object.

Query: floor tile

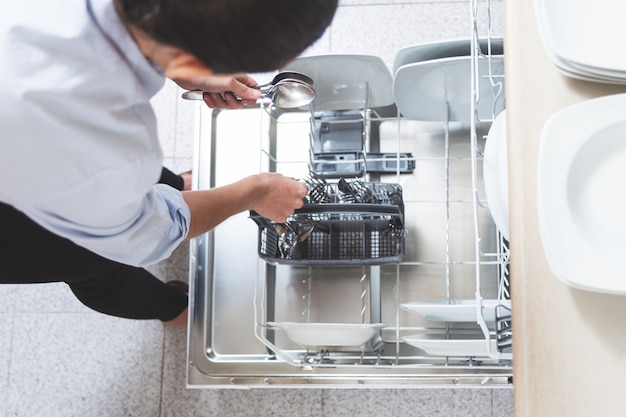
[300,21,331,57]
[394,388,492,417]
[160,327,220,416]
[174,95,197,160]
[0,286,18,312]
[322,389,397,417]
[8,282,92,314]
[145,257,169,282]
[0,314,13,417]
[212,388,323,417]
[160,328,324,417]
[161,157,177,177]
[164,241,190,283]
[167,158,194,180]
[322,388,492,417]
[145,243,188,288]
[493,388,514,417]
[330,2,503,70]
[7,313,164,417]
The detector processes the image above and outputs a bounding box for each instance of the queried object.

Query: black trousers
[0,168,188,321]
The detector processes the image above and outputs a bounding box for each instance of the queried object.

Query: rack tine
[495,304,512,352]
[301,171,331,203]
[360,273,368,324]
[301,271,312,321]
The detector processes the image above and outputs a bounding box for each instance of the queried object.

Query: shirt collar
[87,0,165,97]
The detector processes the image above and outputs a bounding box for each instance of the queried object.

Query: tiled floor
[1,288,513,417]
[0,213,513,416]
[0,242,513,417]
[1,1,515,416]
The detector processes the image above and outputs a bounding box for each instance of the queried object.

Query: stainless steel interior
[187,94,512,387]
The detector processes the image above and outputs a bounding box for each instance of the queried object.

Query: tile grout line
[157,264,170,417]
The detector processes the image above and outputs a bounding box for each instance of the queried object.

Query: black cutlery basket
[250,181,406,265]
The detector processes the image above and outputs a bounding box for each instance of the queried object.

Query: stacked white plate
[535,0,626,84]
[400,299,500,357]
[392,38,505,124]
[392,38,503,75]
[538,93,626,294]
[400,299,499,324]
[402,334,497,357]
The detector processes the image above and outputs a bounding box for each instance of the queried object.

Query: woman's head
[115,0,338,74]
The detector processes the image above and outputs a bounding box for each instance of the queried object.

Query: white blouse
[0,0,190,267]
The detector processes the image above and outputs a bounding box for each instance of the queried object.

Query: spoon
[181,71,315,108]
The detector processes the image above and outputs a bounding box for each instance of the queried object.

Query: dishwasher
[186,8,511,388]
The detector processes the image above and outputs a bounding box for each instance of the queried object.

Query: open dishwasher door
[186,83,512,388]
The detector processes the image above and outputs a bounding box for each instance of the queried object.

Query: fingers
[274,178,308,222]
[179,73,262,109]
[201,92,220,108]
[229,75,262,102]
[222,92,243,108]
[294,181,309,202]
[252,174,309,223]
[202,92,245,109]
[201,91,260,109]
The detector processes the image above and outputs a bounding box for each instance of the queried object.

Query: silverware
[182,71,315,108]
[274,221,316,259]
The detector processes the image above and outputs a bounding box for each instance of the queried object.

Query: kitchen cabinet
[504,1,626,416]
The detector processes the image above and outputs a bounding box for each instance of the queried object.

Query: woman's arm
[182,173,308,239]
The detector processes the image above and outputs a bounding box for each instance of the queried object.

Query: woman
[0,0,338,327]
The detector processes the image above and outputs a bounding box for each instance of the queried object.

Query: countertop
[505,1,626,416]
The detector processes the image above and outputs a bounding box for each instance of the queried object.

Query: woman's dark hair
[115,0,338,74]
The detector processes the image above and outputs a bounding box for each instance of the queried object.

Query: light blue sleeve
[23,182,191,268]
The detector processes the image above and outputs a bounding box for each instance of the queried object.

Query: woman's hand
[181,173,308,239]
[173,73,262,109]
[249,173,308,223]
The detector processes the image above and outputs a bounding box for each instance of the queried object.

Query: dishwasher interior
[187,27,511,387]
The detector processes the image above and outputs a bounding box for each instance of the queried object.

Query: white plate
[537,29,626,85]
[566,60,626,82]
[538,93,626,294]
[392,37,503,75]
[483,110,509,239]
[393,55,505,123]
[267,322,385,346]
[550,54,626,85]
[402,334,497,357]
[535,0,626,75]
[401,299,498,323]
[283,55,394,111]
